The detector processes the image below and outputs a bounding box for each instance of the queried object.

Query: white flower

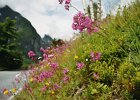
[86,58,88,61]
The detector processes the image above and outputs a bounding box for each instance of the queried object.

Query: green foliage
[21,56,33,70]
[0,17,17,48]
[0,48,23,70]
[0,18,23,70]
[16,0,140,99]
[55,1,140,99]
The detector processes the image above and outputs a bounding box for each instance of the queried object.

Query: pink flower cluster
[76,62,85,70]
[28,51,36,58]
[58,0,71,10]
[90,52,101,61]
[39,45,67,62]
[39,71,54,80]
[6,44,71,97]
[50,62,59,69]
[40,47,45,52]
[72,12,93,33]
[30,71,53,83]
[93,27,99,32]
[63,68,69,83]
[63,75,70,83]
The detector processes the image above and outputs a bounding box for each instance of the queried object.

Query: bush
[0,48,23,70]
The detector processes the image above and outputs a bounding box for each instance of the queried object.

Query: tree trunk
[98,0,102,20]
[89,0,94,20]
[82,0,88,15]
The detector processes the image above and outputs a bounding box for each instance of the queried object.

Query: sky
[0,0,133,40]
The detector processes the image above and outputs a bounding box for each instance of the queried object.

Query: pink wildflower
[28,51,36,58]
[76,62,85,70]
[58,0,71,10]
[50,62,59,69]
[39,71,54,81]
[43,49,49,53]
[93,27,99,32]
[63,75,69,83]
[43,53,48,61]
[72,23,78,30]
[41,86,47,92]
[40,47,45,52]
[72,12,93,33]
[65,0,71,4]
[90,52,101,61]
[63,68,69,74]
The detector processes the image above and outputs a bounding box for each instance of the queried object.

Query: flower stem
[70,3,79,12]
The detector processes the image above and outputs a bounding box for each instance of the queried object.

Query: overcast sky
[0,0,133,40]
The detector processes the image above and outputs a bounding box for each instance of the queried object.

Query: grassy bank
[13,0,140,99]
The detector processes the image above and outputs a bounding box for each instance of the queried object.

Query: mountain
[0,5,52,55]
[42,34,53,47]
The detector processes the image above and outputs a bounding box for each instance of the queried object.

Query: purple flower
[76,62,85,70]
[39,71,54,81]
[58,0,71,11]
[72,12,93,33]
[95,52,101,60]
[63,68,69,75]
[93,27,99,32]
[53,84,61,90]
[41,86,47,92]
[28,51,36,58]
[90,52,101,61]
[65,0,71,4]
[40,47,45,52]
[87,28,92,33]
[43,53,48,61]
[72,23,78,30]
[90,52,95,58]
[50,62,59,69]
[63,75,69,83]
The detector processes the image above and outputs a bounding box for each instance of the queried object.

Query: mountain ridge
[0,5,53,56]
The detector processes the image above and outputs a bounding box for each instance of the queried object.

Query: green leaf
[91,89,98,94]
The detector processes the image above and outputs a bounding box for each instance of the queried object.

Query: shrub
[0,48,23,70]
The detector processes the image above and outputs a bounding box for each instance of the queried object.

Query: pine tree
[0,17,23,70]
[0,17,17,49]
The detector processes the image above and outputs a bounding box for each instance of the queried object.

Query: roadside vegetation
[2,0,140,100]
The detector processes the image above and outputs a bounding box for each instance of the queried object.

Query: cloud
[0,0,83,40]
[0,0,133,40]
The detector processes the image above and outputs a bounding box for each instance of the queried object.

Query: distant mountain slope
[43,34,53,47]
[0,5,52,55]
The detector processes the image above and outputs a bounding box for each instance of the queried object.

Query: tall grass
[14,0,140,99]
